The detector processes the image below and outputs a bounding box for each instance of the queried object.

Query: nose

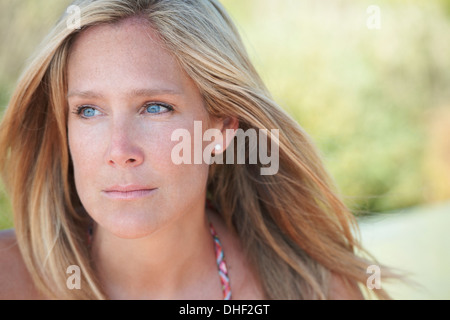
[106,122,144,168]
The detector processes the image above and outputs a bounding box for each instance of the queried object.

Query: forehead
[67,18,187,94]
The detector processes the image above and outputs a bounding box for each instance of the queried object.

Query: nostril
[107,139,144,167]
[108,158,137,166]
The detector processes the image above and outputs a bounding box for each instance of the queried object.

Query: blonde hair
[0,0,394,299]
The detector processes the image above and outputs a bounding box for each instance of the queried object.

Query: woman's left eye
[144,103,173,115]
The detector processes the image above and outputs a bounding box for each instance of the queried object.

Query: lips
[102,185,157,200]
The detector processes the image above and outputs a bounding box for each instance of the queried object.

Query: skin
[0,18,363,300]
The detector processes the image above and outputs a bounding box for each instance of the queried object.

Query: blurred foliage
[221,0,450,214]
[1,0,450,229]
[0,0,71,108]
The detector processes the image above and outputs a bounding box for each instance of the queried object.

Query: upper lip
[103,185,157,193]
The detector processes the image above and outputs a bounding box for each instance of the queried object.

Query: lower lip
[102,189,157,200]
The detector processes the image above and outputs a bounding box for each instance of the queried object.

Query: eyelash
[73,105,99,118]
[142,102,174,115]
[72,102,174,119]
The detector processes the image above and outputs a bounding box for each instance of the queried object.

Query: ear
[210,116,239,155]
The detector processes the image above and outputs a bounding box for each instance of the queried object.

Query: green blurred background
[0,0,449,299]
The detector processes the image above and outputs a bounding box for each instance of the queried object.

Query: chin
[95,209,167,240]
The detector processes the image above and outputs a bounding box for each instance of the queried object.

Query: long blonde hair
[0,0,393,299]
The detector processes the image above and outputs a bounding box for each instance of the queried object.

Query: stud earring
[215,144,222,151]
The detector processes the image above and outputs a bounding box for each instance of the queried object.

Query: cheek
[67,128,102,214]
[155,122,210,180]
[150,121,212,202]
[68,122,104,179]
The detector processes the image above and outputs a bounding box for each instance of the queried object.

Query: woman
[0,0,393,300]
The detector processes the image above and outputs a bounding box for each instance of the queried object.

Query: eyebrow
[67,88,183,99]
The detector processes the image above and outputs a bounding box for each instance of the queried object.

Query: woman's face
[67,19,215,239]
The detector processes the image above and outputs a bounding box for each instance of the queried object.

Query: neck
[91,203,221,300]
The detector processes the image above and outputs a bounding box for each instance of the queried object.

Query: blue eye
[82,107,97,118]
[145,103,172,115]
[75,106,101,118]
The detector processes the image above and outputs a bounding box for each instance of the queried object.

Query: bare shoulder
[0,229,41,300]
[328,272,365,300]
